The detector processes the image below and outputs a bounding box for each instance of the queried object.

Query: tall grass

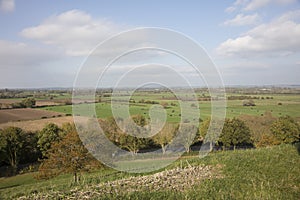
[0,144,299,199]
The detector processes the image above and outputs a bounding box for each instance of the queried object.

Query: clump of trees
[200,118,223,151]
[239,112,280,147]
[0,127,40,175]
[37,123,64,157]
[176,124,199,153]
[152,123,177,154]
[21,97,36,108]
[37,130,102,183]
[270,116,300,144]
[0,127,25,172]
[219,118,253,150]
[242,99,256,106]
[2,110,299,182]
[1,97,36,109]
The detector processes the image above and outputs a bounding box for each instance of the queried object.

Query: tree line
[0,114,299,181]
[0,97,36,109]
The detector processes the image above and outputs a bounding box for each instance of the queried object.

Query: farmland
[40,92,300,121]
[0,116,75,132]
[0,144,299,199]
[0,87,300,200]
[0,108,64,124]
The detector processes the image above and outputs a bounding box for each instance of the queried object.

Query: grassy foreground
[0,144,299,199]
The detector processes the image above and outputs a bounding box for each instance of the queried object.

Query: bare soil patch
[0,99,22,104]
[0,108,64,124]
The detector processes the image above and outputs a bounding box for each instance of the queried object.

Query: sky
[0,0,300,88]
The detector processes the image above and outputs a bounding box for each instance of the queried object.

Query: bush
[243,99,256,106]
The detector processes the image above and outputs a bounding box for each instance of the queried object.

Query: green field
[39,92,300,121]
[1,144,299,199]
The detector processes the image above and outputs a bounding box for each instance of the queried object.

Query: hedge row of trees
[0,97,36,109]
[227,95,273,100]
[0,114,299,181]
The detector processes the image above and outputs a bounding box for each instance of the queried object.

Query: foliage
[0,127,25,171]
[118,115,152,155]
[19,131,41,164]
[152,123,177,154]
[101,117,124,145]
[37,131,102,183]
[21,98,36,108]
[242,99,256,106]
[175,123,199,153]
[60,122,76,136]
[219,118,252,150]
[239,112,280,147]
[119,134,149,155]
[200,118,223,151]
[37,123,62,157]
[270,115,300,144]
[131,114,147,127]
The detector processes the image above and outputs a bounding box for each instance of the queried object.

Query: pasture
[0,144,299,199]
[40,92,300,121]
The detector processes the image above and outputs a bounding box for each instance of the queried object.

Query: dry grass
[0,116,75,131]
[0,99,21,104]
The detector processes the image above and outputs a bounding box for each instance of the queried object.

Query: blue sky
[0,0,300,88]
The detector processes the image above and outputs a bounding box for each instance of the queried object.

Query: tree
[176,124,198,153]
[131,114,147,127]
[118,115,152,155]
[119,117,150,155]
[243,99,255,106]
[101,117,123,144]
[19,131,41,164]
[270,116,300,144]
[152,123,177,154]
[219,118,252,150]
[0,129,7,164]
[21,97,36,108]
[240,112,280,147]
[61,122,76,136]
[37,123,62,157]
[119,134,149,155]
[37,131,101,183]
[0,127,25,172]
[200,118,223,151]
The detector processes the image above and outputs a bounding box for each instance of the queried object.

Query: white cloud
[0,40,62,66]
[21,10,127,56]
[0,40,68,88]
[277,9,300,22]
[223,13,260,26]
[244,0,298,10]
[244,0,271,11]
[225,0,248,13]
[225,0,297,12]
[225,6,236,13]
[0,0,14,12]
[217,10,300,57]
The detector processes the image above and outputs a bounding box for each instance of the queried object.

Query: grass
[1,144,299,199]
[39,92,300,121]
[115,144,300,200]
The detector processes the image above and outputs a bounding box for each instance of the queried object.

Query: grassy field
[39,92,300,121]
[1,144,299,199]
